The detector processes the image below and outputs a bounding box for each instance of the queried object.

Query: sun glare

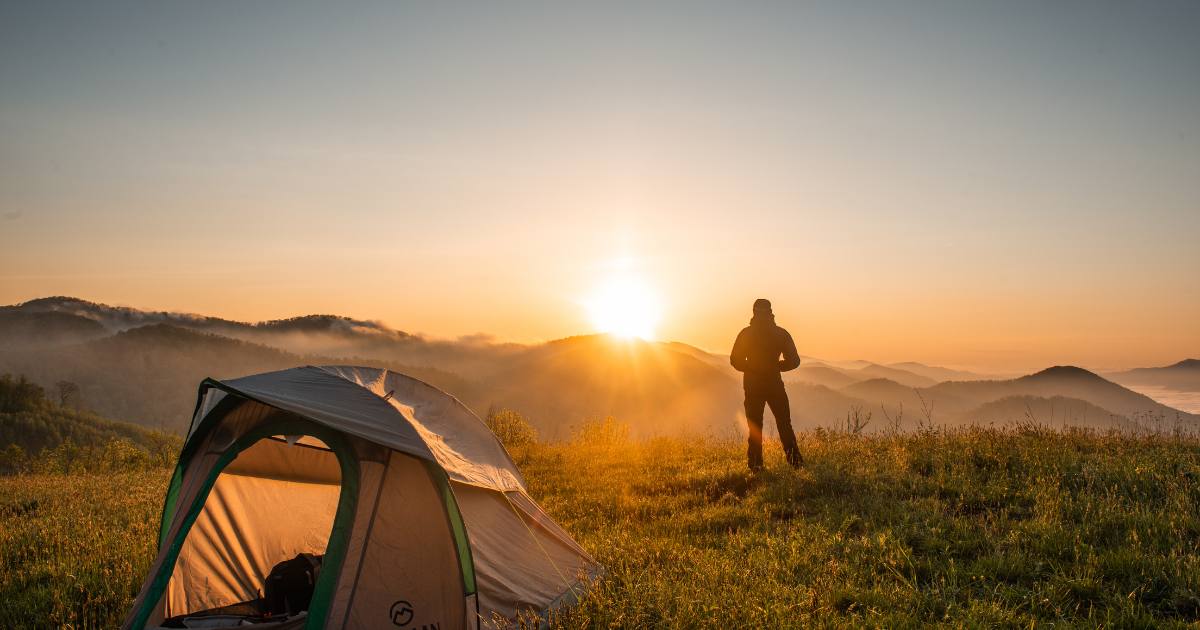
[586,274,662,340]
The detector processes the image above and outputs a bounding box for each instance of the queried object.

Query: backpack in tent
[121,366,601,630]
[264,554,322,616]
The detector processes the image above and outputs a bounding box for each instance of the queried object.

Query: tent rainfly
[122,366,600,630]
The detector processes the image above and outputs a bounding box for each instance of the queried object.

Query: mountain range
[1,296,1196,438]
[1105,359,1200,392]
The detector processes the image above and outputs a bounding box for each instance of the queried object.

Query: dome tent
[123,366,599,629]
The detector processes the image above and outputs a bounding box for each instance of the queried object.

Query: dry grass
[4,427,1200,628]
[531,427,1200,628]
[0,471,166,628]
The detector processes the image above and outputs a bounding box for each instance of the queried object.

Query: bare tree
[55,380,80,408]
[844,404,872,435]
[881,401,904,435]
[914,388,935,430]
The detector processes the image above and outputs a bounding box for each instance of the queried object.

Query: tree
[55,380,81,408]
[0,374,46,413]
[0,444,27,475]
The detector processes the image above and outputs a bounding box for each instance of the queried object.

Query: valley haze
[2,296,1197,437]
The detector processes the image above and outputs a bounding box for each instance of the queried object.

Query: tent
[123,365,600,629]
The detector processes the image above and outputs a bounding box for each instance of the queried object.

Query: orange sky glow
[1,3,1198,373]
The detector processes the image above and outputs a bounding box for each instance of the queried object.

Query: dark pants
[744,378,801,470]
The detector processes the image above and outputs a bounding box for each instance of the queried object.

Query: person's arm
[730,329,749,372]
[778,329,801,372]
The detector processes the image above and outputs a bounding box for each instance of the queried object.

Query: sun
[585,274,662,340]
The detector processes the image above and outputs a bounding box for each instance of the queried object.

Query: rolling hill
[0,323,478,432]
[788,365,863,389]
[929,366,1194,422]
[0,315,743,438]
[853,363,937,388]
[2,297,1196,437]
[886,361,989,382]
[1,296,520,370]
[479,334,742,438]
[961,395,1140,432]
[0,310,108,350]
[807,367,1200,431]
[1107,359,1200,392]
[781,382,867,430]
[841,377,921,405]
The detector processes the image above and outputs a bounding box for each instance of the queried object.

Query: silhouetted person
[730,299,802,471]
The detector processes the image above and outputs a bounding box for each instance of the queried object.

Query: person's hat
[753,298,772,313]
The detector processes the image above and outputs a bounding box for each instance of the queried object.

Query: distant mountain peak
[856,377,904,387]
[1169,359,1200,369]
[253,314,410,338]
[548,332,657,348]
[1026,365,1105,380]
[14,295,117,313]
[18,295,92,307]
[7,295,228,326]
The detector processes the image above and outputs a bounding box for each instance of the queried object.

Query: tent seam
[317,365,528,490]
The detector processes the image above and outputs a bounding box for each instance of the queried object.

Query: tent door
[129,420,359,630]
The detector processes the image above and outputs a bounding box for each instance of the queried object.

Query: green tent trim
[141,378,479,628]
[429,464,477,596]
[130,416,360,630]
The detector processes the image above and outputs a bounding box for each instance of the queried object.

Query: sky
[1,1,1198,372]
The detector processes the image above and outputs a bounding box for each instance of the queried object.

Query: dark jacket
[730,315,800,384]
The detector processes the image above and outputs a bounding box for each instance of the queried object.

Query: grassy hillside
[0,374,181,474]
[543,429,1200,627]
[0,471,166,627]
[4,427,1200,627]
[0,406,180,472]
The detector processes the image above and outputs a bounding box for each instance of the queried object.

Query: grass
[0,471,166,628]
[4,428,1200,628]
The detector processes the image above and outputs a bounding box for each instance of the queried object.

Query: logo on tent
[390,600,414,626]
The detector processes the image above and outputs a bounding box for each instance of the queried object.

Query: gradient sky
[2,1,1198,372]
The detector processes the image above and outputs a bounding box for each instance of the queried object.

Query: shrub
[486,408,539,449]
[101,439,152,472]
[0,444,27,475]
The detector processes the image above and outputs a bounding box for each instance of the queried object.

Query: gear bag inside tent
[122,366,600,630]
